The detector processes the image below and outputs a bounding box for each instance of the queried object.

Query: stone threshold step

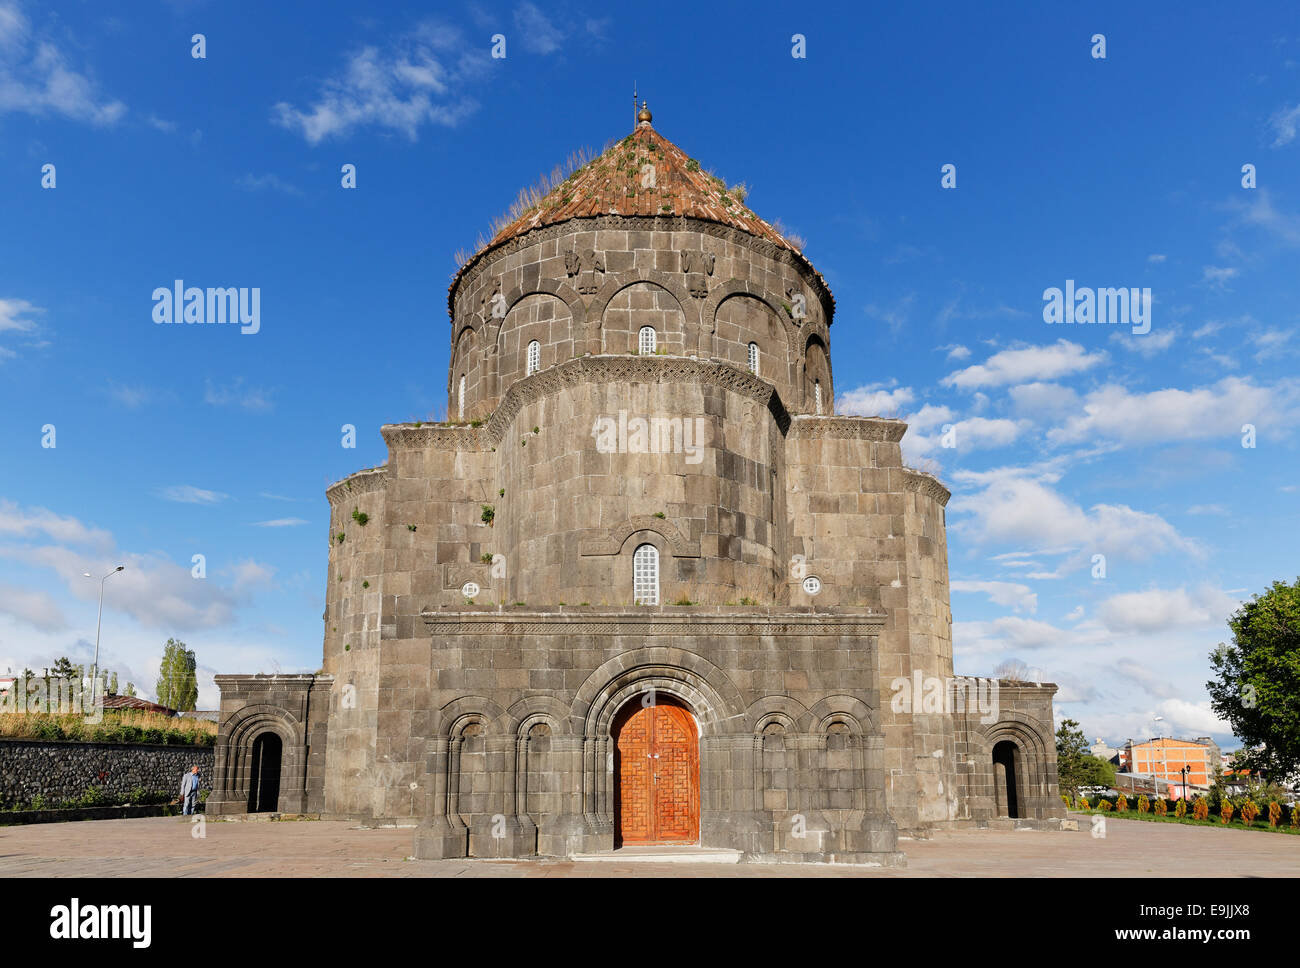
[571,845,742,864]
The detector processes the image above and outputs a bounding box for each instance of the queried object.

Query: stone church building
[209,106,1064,863]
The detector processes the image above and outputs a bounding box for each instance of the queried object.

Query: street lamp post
[1179,764,1190,803]
[1152,716,1165,800]
[82,566,124,704]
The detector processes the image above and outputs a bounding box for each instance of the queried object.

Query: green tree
[155,638,198,711]
[1208,578,1300,781]
[124,682,137,697]
[50,657,78,680]
[108,671,119,695]
[1055,718,1115,797]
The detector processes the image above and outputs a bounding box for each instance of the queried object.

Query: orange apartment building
[1121,737,1220,798]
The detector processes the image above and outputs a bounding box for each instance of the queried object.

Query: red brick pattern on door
[614,700,700,845]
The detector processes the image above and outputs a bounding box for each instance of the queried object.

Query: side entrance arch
[992,739,1022,819]
[613,695,699,845]
[248,731,283,812]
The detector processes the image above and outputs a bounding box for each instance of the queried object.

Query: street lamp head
[82,572,92,578]
[115,565,124,572]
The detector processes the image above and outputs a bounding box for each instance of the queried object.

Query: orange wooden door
[614,700,699,844]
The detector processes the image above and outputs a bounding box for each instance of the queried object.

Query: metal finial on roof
[637,100,652,126]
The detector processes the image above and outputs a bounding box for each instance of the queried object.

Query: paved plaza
[1,813,1297,877]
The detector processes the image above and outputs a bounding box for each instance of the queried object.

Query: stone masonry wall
[0,739,213,809]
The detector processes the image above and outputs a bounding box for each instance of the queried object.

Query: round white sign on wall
[802,575,822,596]
[461,581,480,598]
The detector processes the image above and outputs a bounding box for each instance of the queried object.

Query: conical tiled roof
[485,120,803,253]
[449,113,832,319]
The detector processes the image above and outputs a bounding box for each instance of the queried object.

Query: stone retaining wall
[0,739,214,808]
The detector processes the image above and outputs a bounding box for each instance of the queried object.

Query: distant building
[100,694,179,717]
[1090,737,1118,762]
[1121,737,1218,798]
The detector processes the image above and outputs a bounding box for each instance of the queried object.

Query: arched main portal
[992,739,1021,819]
[612,694,699,846]
[247,731,283,813]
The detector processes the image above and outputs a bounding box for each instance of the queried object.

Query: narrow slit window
[633,543,659,605]
[814,379,823,415]
[748,342,759,375]
[458,374,466,419]
[527,340,541,375]
[638,326,657,355]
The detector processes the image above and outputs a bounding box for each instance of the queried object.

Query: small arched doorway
[992,740,1021,819]
[247,731,282,813]
[612,694,699,846]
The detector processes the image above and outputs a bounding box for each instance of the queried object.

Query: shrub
[1268,801,1282,827]
[1077,797,1089,811]
[1241,799,1259,825]
[1097,799,1111,812]
[1154,799,1167,817]
[1175,798,1187,818]
[351,508,369,527]
[1137,795,1149,814]
[1220,801,1234,824]
[1060,794,1071,808]
[480,504,495,525]
[1116,794,1128,812]
[1193,797,1209,821]
[1291,804,1300,829]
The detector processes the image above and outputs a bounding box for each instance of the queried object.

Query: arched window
[458,374,466,419]
[747,342,759,375]
[633,543,659,605]
[527,340,541,376]
[814,379,823,415]
[638,326,657,355]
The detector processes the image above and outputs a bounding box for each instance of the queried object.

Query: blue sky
[0,1,1296,750]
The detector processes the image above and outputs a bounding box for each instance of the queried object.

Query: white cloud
[0,297,42,332]
[235,173,302,196]
[953,616,1064,655]
[0,499,112,550]
[230,559,275,593]
[1007,382,1080,420]
[0,543,237,631]
[157,485,229,505]
[1155,698,1231,737]
[0,2,125,125]
[252,518,309,528]
[1269,102,1300,146]
[943,340,1106,389]
[272,24,485,143]
[1096,586,1239,635]
[951,580,1037,614]
[1147,253,1166,263]
[949,470,1199,565]
[864,293,915,334]
[107,383,150,408]
[1111,327,1176,356]
[204,378,273,412]
[906,416,1023,459]
[836,383,915,417]
[513,2,564,54]
[1047,377,1300,446]
[944,344,971,360]
[1202,265,1238,288]
[0,583,67,631]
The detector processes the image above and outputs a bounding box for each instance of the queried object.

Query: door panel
[614,700,699,844]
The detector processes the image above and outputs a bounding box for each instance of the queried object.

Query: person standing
[180,765,200,815]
